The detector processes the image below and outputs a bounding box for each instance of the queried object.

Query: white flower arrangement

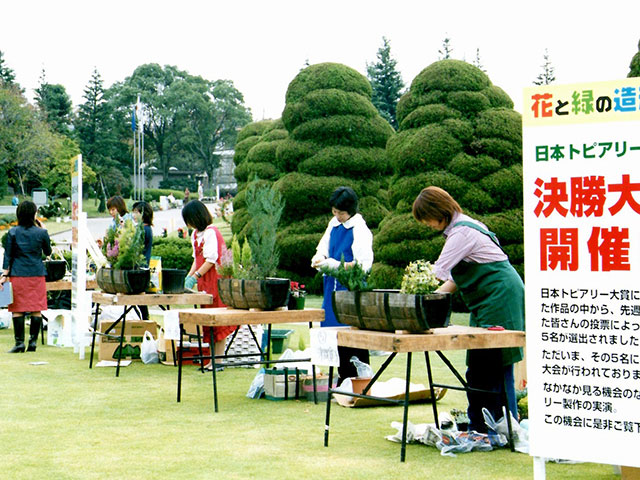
[399,259,440,295]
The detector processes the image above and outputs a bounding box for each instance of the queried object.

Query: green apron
[449,221,525,366]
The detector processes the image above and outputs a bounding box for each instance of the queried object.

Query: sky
[1,0,639,121]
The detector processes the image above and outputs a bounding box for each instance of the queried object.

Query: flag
[131,107,136,132]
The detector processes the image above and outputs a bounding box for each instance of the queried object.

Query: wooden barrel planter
[218,278,290,310]
[96,267,150,295]
[332,289,452,333]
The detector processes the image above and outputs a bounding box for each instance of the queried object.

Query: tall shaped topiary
[371,59,523,289]
[274,63,395,289]
[231,119,288,239]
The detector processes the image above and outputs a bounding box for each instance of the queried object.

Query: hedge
[297,146,389,179]
[447,153,502,182]
[279,214,330,235]
[479,209,524,244]
[374,212,434,244]
[396,90,448,125]
[374,238,445,266]
[387,125,463,174]
[398,104,461,131]
[445,90,492,117]
[357,196,389,230]
[282,88,379,131]
[245,141,283,165]
[470,137,522,164]
[261,128,288,142]
[151,237,193,271]
[233,161,280,183]
[274,139,319,173]
[481,85,514,109]
[233,136,262,166]
[368,262,404,289]
[284,62,372,105]
[478,165,523,210]
[474,108,522,145]
[291,114,394,149]
[276,232,322,275]
[143,189,185,202]
[236,119,280,143]
[410,59,491,94]
[274,173,357,222]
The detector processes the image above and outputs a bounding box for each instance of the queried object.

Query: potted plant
[287,281,306,310]
[96,219,149,294]
[329,259,452,333]
[217,181,290,310]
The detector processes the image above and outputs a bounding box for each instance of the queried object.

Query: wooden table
[177,307,325,412]
[324,326,526,462]
[90,292,213,376]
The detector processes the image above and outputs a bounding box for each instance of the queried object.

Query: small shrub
[151,237,193,271]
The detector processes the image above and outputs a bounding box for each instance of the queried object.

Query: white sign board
[523,78,640,467]
[309,328,340,367]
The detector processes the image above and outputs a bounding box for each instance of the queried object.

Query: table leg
[324,365,334,448]
[400,352,412,463]
[503,377,515,452]
[424,352,440,430]
[309,321,318,404]
[211,328,219,413]
[115,312,127,378]
[89,303,101,369]
[196,325,205,373]
[177,324,184,402]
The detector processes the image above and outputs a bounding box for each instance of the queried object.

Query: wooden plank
[91,292,214,306]
[336,325,526,352]
[46,280,98,291]
[179,307,324,327]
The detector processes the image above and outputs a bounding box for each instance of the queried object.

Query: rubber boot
[8,316,26,353]
[27,316,41,352]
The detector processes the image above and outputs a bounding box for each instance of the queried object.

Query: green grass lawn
[0,310,617,479]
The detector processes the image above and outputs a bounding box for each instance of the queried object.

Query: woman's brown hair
[106,196,128,216]
[412,186,462,227]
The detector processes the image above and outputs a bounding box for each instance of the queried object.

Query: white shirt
[191,227,219,263]
[315,213,373,271]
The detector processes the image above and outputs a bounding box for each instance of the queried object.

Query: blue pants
[465,348,517,433]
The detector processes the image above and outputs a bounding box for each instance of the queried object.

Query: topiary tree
[231,119,288,239]
[629,39,640,77]
[274,63,395,290]
[372,59,523,289]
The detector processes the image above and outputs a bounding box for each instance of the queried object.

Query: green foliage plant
[245,181,284,279]
[151,237,193,271]
[102,219,145,269]
[399,259,440,295]
[319,258,372,292]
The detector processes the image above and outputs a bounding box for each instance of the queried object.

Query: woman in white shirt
[312,187,373,382]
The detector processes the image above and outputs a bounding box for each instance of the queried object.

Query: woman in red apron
[182,200,236,370]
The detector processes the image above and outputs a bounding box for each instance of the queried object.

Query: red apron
[194,225,236,343]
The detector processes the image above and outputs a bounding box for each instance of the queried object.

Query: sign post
[70,154,89,359]
[523,78,640,472]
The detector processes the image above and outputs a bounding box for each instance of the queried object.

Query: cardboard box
[98,319,158,361]
[264,367,308,401]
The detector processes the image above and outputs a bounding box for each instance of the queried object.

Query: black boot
[8,316,25,353]
[27,316,41,352]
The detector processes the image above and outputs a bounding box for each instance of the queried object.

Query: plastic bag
[482,407,529,453]
[350,356,374,378]
[247,372,265,399]
[140,331,159,364]
[437,430,494,457]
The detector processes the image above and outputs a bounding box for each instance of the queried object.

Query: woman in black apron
[412,186,524,432]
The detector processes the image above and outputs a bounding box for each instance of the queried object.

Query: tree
[628,39,640,77]
[34,70,73,135]
[473,48,486,72]
[367,36,405,129]
[0,85,57,195]
[438,37,453,60]
[74,68,122,204]
[175,77,252,185]
[41,135,97,197]
[533,49,556,85]
[0,51,17,88]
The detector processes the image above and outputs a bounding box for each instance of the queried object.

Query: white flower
[400,260,440,295]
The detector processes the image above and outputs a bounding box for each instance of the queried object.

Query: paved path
[50,207,189,246]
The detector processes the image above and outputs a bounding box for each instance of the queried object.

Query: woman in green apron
[412,186,524,433]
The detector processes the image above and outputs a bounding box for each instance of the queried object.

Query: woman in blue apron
[412,186,524,432]
[312,187,373,383]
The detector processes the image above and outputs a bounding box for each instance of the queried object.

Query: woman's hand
[184,276,198,290]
